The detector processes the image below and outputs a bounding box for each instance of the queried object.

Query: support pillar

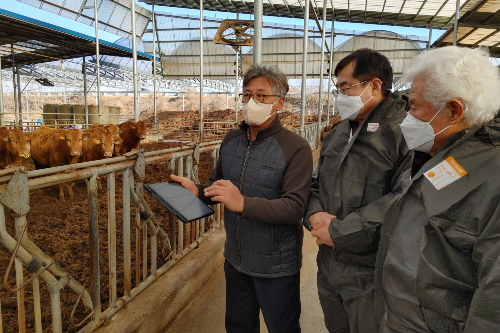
[93,0,102,123]
[316,0,327,146]
[326,18,334,126]
[299,0,310,138]
[199,0,204,142]
[453,0,460,45]
[152,4,158,133]
[254,0,263,65]
[131,0,140,122]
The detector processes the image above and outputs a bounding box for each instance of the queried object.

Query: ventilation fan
[213,20,254,49]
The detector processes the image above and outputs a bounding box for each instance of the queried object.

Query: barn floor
[162,230,327,333]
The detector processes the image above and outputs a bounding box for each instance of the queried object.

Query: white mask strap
[429,104,446,124]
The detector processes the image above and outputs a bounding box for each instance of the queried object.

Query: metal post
[427,27,433,49]
[123,168,131,297]
[132,0,140,122]
[182,93,185,111]
[93,0,102,123]
[83,56,89,127]
[317,0,327,146]
[326,19,334,126]
[26,88,29,122]
[63,62,66,104]
[15,216,26,333]
[107,172,117,307]
[300,0,310,138]
[33,278,42,333]
[152,4,158,134]
[88,174,101,322]
[199,0,204,142]
[453,0,460,45]
[254,0,263,65]
[16,64,22,127]
[0,56,4,126]
[235,47,239,123]
[10,39,18,124]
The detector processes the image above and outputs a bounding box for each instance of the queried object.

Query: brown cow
[118,120,147,154]
[31,127,83,199]
[0,127,30,169]
[80,131,115,162]
[86,124,122,156]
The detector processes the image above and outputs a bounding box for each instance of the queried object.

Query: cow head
[133,121,147,140]
[65,129,83,156]
[5,128,30,159]
[113,137,123,156]
[99,132,115,158]
[105,124,120,138]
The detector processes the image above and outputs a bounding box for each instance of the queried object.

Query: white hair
[402,46,500,126]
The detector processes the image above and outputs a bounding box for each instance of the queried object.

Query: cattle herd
[0,120,148,197]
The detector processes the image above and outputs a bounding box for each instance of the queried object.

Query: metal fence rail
[0,141,223,333]
[291,121,328,149]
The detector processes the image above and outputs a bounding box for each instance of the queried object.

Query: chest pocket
[343,150,392,209]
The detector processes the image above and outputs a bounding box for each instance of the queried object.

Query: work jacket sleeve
[303,164,325,231]
[464,205,500,332]
[239,140,313,224]
[328,154,412,253]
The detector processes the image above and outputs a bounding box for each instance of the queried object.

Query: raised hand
[204,179,244,213]
[170,174,199,196]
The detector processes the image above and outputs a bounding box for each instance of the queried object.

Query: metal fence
[0,141,223,333]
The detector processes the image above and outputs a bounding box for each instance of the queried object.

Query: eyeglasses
[239,93,282,104]
[333,80,371,96]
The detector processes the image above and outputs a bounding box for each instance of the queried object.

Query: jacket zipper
[237,140,253,269]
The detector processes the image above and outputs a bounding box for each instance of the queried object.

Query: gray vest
[221,133,303,278]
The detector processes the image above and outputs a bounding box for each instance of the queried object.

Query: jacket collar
[475,117,500,145]
[238,116,283,142]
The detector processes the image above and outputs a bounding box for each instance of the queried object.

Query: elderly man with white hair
[374,46,500,333]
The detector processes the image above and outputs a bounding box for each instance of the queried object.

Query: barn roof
[0,8,153,70]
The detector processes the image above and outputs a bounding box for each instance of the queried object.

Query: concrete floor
[163,231,327,333]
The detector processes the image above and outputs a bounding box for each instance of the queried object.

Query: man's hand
[204,179,244,212]
[170,174,199,196]
[309,211,336,230]
[311,219,334,247]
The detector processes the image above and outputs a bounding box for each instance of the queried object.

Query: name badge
[424,156,467,190]
[367,123,379,132]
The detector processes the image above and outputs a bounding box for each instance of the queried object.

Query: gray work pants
[317,249,378,333]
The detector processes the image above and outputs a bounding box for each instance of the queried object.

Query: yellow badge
[424,156,467,190]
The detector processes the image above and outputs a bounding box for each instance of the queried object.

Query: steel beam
[300,0,310,138]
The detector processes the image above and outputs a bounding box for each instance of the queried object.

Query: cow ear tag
[60,136,65,140]
[115,141,120,144]
[120,130,122,133]
[4,138,8,142]
[83,136,88,140]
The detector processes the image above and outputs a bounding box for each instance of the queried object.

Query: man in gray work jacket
[375,46,500,333]
[171,65,312,333]
[304,49,411,333]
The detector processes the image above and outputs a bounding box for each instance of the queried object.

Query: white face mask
[242,97,279,126]
[399,105,451,153]
[335,82,373,120]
